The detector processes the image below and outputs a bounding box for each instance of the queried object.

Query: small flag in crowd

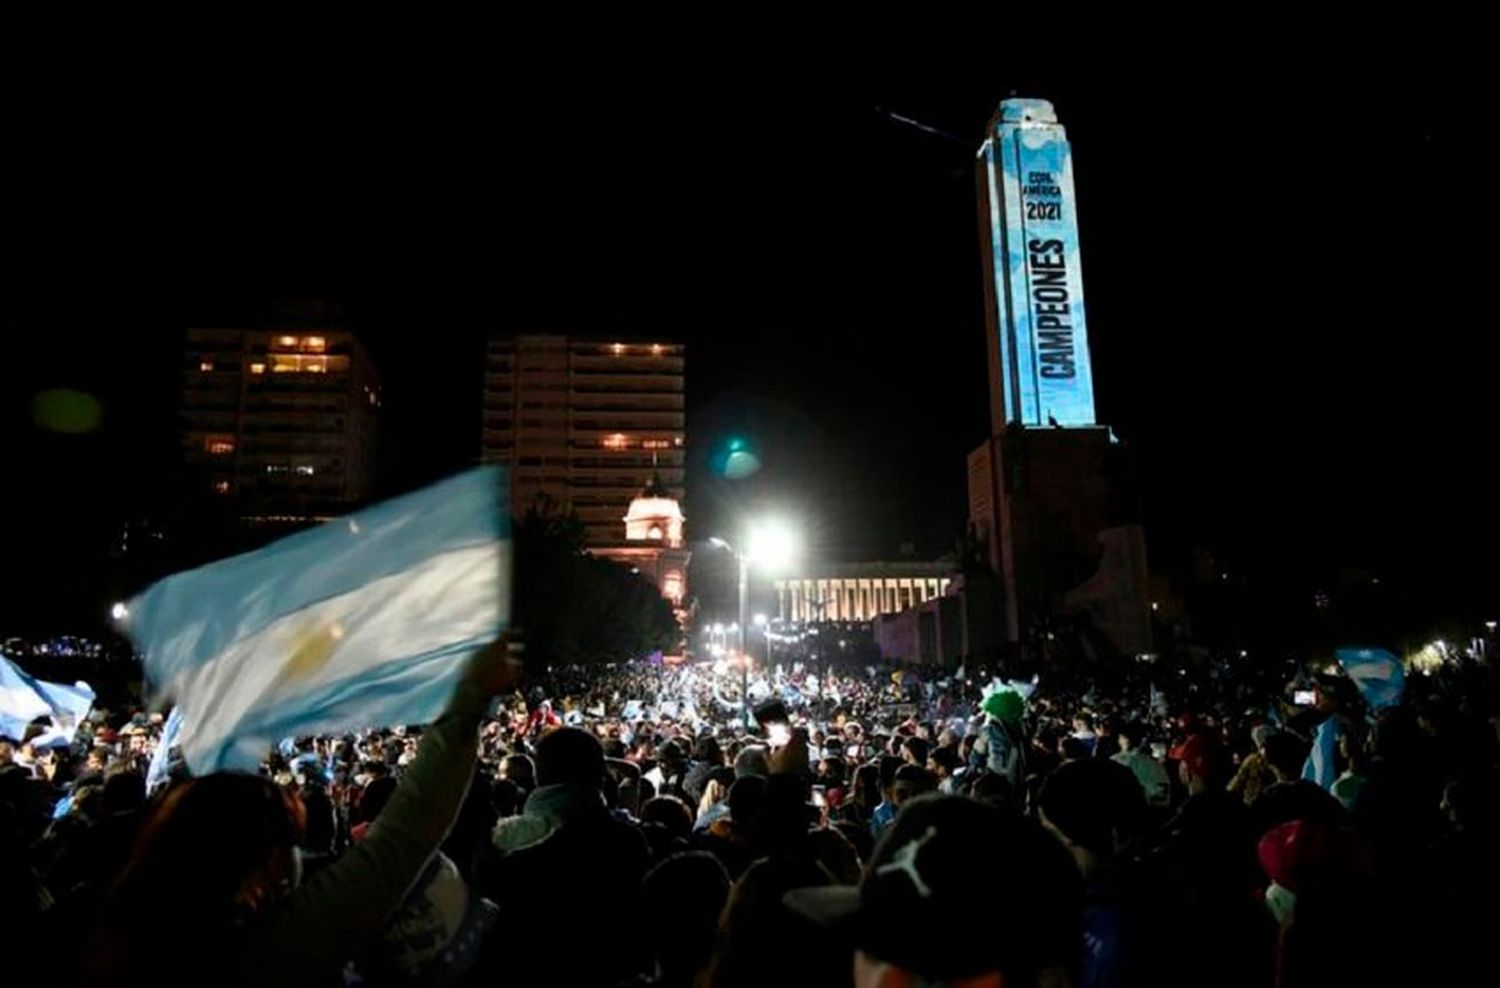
[123,467,511,775]
[1302,716,1339,790]
[1335,647,1405,711]
[145,706,184,794]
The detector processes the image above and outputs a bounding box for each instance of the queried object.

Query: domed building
[591,472,691,623]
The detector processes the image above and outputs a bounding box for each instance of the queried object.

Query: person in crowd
[900,734,929,768]
[1330,733,1368,811]
[695,775,764,879]
[475,726,652,986]
[868,754,903,838]
[1256,819,1377,987]
[842,761,882,825]
[1072,713,1100,755]
[1229,724,1279,807]
[682,735,723,805]
[786,794,1083,987]
[927,743,963,795]
[640,794,694,859]
[499,752,536,801]
[1250,731,1349,837]
[1040,758,1147,987]
[890,762,935,809]
[77,640,516,985]
[627,851,731,988]
[1112,720,1172,807]
[1141,730,1272,987]
[971,689,1027,788]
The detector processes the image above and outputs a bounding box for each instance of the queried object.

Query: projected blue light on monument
[978,98,1097,428]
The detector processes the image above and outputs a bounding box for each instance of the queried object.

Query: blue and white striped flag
[0,656,51,741]
[145,706,184,794]
[1302,716,1339,790]
[124,467,510,775]
[24,677,95,747]
[1335,647,1405,711]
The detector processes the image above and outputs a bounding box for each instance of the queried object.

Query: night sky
[4,41,1494,635]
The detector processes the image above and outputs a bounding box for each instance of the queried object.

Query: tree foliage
[511,507,678,667]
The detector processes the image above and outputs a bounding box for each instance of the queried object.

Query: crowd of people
[2,641,1498,986]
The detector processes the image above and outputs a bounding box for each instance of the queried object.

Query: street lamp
[707,520,798,659]
[754,613,770,665]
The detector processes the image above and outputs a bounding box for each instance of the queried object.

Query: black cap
[785,794,1080,981]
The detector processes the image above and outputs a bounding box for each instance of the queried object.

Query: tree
[511,507,678,667]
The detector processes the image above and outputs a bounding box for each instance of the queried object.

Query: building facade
[182,327,379,518]
[773,562,954,624]
[591,473,692,624]
[481,336,685,546]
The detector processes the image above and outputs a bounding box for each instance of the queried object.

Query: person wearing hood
[970,689,1027,789]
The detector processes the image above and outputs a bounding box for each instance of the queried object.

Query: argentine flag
[0,656,93,744]
[1335,647,1405,712]
[1302,716,1339,790]
[1,656,52,741]
[124,467,510,775]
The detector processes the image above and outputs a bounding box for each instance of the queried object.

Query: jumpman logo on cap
[876,825,937,898]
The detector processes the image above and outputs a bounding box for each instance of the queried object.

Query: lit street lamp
[708,520,798,659]
[750,614,774,668]
[709,523,797,726]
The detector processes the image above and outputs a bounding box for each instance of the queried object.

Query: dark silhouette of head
[534,727,606,789]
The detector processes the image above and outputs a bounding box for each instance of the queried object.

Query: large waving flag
[1335,647,1405,711]
[124,467,510,775]
[1,656,51,741]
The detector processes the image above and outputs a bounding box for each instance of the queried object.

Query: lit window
[205,437,235,455]
[611,343,625,355]
[643,439,670,450]
[663,572,683,600]
[294,465,316,476]
[673,436,683,446]
[304,336,326,352]
[602,433,629,450]
[199,360,214,372]
[305,357,327,374]
[650,344,663,356]
[277,335,298,347]
[212,480,231,494]
[250,362,266,374]
[265,464,289,474]
[271,355,298,373]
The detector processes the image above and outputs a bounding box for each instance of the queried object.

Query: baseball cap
[784,794,1080,981]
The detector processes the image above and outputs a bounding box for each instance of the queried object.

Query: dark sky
[3,38,1495,633]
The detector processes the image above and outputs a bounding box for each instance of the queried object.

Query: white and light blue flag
[1,657,51,741]
[1302,716,1339,790]
[25,677,95,746]
[146,706,184,794]
[1335,647,1405,712]
[123,466,510,775]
